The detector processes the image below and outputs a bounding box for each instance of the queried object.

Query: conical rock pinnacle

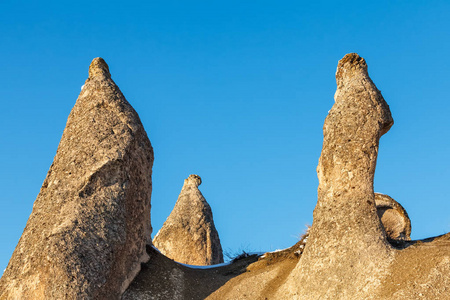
[153,174,223,266]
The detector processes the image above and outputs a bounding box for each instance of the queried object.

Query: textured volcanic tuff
[276,53,395,299]
[0,58,153,299]
[207,54,450,300]
[153,175,223,265]
[375,193,411,241]
[2,54,449,300]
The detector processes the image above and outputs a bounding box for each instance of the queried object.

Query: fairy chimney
[153,175,224,266]
[277,53,394,299]
[0,58,153,299]
[206,54,449,300]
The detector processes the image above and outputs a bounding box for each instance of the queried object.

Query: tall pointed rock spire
[277,53,394,298]
[153,174,224,265]
[0,58,154,299]
[202,54,448,300]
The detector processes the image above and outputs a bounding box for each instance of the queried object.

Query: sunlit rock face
[153,174,224,266]
[205,53,450,300]
[375,193,411,241]
[0,58,154,299]
[277,53,394,299]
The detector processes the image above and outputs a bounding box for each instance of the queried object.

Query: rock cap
[185,174,202,187]
[88,57,111,79]
[336,53,368,85]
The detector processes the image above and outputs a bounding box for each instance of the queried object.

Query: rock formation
[278,53,395,299]
[207,53,449,299]
[122,245,258,300]
[0,58,154,299]
[206,53,395,299]
[153,175,223,265]
[2,54,448,300]
[375,193,411,241]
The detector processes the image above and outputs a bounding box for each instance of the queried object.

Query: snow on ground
[177,261,232,269]
[177,252,265,269]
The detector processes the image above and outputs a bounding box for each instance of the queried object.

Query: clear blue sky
[1,1,449,272]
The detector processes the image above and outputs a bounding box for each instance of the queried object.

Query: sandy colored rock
[2,54,448,300]
[276,53,394,299]
[380,233,450,299]
[208,54,397,299]
[206,232,308,300]
[375,193,411,241]
[122,245,259,300]
[206,53,449,300]
[0,58,154,299]
[153,175,223,265]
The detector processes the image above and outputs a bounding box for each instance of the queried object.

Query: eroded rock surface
[153,175,223,265]
[122,245,258,300]
[205,53,450,300]
[375,193,411,241]
[280,53,394,298]
[0,58,153,299]
[3,54,448,300]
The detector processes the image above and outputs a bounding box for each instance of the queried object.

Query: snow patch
[151,245,162,254]
[177,261,231,269]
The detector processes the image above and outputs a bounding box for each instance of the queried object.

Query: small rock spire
[153,174,224,266]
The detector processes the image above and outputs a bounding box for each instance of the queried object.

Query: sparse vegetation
[224,245,256,263]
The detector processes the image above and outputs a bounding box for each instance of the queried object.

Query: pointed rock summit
[0,58,154,299]
[153,174,224,265]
